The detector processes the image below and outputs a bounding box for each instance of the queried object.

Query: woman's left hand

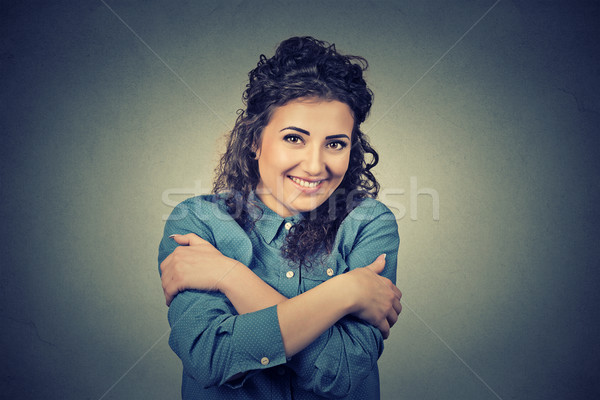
[160,233,239,306]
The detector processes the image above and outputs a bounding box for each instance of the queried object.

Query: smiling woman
[255,99,354,217]
[158,37,401,399]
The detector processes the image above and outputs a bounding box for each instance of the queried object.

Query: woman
[159,36,402,399]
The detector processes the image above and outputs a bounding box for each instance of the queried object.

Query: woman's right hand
[345,255,402,339]
[160,233,240,306]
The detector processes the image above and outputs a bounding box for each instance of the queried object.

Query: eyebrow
[280,126,351,140]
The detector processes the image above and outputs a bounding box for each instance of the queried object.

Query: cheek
[258,142,292,177]
[331,155,351,178]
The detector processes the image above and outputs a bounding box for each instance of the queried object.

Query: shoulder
[163,194,239,240]
[334,198,398,247]
[343,198,397,226]
[160,194,252,264]
[330,197,399,276]
[167,194,232,224]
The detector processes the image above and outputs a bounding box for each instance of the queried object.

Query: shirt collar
[250,193,303,244]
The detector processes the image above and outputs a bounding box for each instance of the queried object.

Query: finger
[387,305,400,328]
[161,271,171,295]
[160,258,170,284]
[366,254,386,274]
[164,284,174,306]
[159,258,168,275]
[163,278,178,307]
[392,285,402,299]
[164,286,170,306]
[170,233,206,246]
[378,320,390,339]
[161,263,177,293]
[393,298,402,314]
[381,280,401,299]
[387,307,399,327]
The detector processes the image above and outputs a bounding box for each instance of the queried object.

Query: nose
[302,146,325,176]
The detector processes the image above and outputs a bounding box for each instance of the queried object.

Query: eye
[326,141,348,151]
[284,134,304,144]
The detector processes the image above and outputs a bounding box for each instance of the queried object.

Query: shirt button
[284,222,293,230]
[326,268,334,277]
[286,270,294,279]
[261,357,270,366]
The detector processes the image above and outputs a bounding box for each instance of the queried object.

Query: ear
[251,142,261,160]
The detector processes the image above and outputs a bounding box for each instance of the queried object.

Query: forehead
[266,98,355,134]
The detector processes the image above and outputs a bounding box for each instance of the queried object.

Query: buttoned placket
[276,219,300,298]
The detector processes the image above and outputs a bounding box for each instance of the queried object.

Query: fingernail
[382,254,387,260]
[169,234,178,239]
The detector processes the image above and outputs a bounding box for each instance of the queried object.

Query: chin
[289,196,328,214]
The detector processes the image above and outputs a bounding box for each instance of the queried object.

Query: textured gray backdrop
[1,1,599,399]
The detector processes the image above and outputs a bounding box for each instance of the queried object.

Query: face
[255,98,354,217]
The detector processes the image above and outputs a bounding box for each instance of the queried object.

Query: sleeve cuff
[224,305,287,388]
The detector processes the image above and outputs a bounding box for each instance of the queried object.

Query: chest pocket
[299,253,349,292]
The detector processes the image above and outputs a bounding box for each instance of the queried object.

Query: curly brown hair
[213,36,379,268]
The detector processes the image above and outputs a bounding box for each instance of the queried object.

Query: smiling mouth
[289,176,324,188]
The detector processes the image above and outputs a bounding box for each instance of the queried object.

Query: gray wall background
[1,1,599,399]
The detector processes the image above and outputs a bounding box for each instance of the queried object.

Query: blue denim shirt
[158,195,399,399]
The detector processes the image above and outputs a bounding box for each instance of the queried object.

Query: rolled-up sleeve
[287,202,400,398]
[167,293,287,388]
[158,200,288,389]
[288,316,383,398]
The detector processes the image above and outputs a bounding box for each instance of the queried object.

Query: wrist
[218,260,287,315]
[335,271,362,314]
[326,273,358,315]
[217,259,247,294]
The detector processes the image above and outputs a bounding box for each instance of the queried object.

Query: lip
[288,175,326,194]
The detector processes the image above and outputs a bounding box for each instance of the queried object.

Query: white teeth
[290,177,321,188]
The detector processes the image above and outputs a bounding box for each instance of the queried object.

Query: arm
[286,204,400,397]
[158,199,288,389]
[220,252,398,356]
[276,254,399,357]
[162,234,400,357]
